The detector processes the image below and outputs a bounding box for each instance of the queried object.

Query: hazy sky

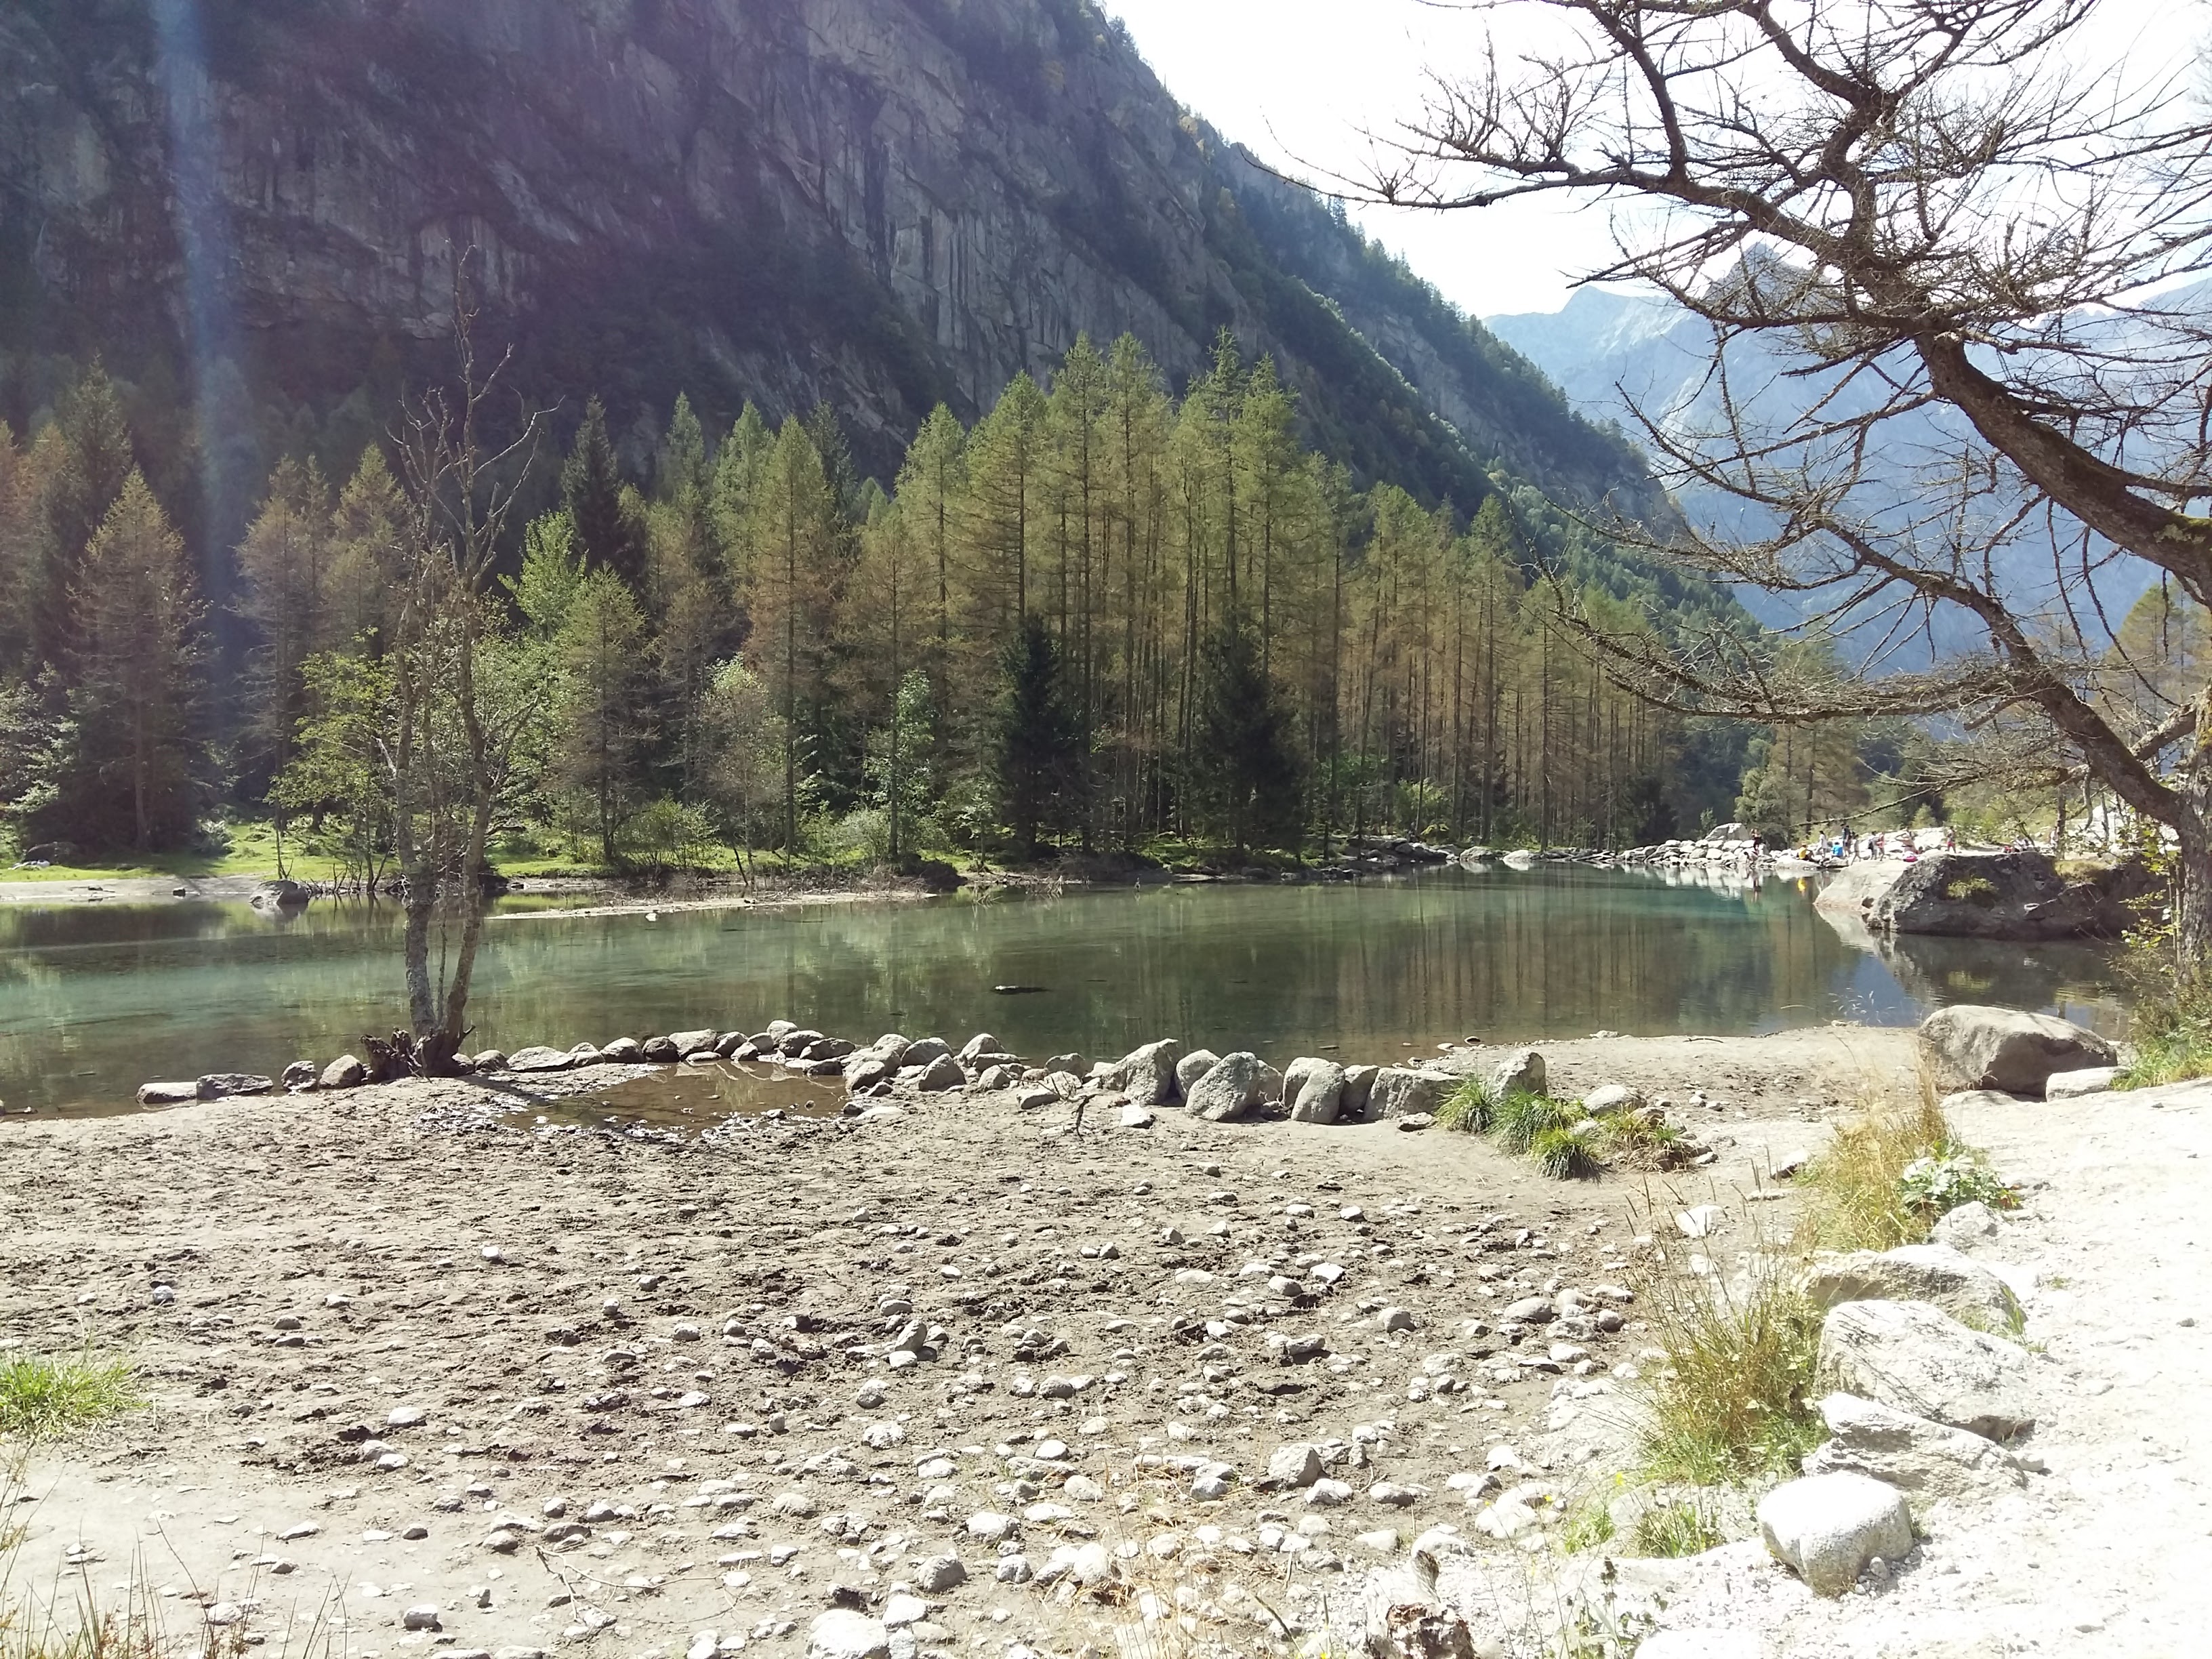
[1107,0,2190,323]
[1105,0,1620,320]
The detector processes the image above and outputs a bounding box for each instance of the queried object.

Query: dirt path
[0,1026,1906,1659]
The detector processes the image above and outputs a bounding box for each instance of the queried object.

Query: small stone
[1266,1443,1324,1488]
[804,1609,890,1659]
[387,1406,428,1429]
[914,1554,966,1592]
[402,1606,442,1633]
[1305,1479,1354,1507]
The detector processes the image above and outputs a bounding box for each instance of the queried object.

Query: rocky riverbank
[4,1025,1906,1659]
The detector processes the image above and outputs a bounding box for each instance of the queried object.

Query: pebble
[914,1554,966,1592]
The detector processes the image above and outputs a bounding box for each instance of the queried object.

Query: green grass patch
[0,1353,141,1442]
[1490,1091,1583,1155]
[1557,1498,1617,1554]
[1630,1497,1726,1558]
[1435,1079,1497,1133]
[1530,1122,1604,1180]
[2116,1017,2212,1089]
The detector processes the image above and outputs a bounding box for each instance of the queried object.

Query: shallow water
[0,865,2121,1118]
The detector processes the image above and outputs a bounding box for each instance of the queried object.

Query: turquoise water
[0,866,2121,1117]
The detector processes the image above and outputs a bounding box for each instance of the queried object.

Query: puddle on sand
[508,1062,847,1134]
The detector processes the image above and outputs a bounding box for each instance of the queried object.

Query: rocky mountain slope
[0,0,1665,539]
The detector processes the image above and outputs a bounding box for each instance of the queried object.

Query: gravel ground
[0,1024,1912,1659]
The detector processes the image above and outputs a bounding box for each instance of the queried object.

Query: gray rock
[1186,1052,1260,1122]
[317,1054,367,1089]
[804,1610,890,1659]
[136,1081,199,1106]
[1043,1052,1087,1078]
[1396,1112,1435,1131]
[471,1050,508,1071]
[916,1053,966,1092]
[598,1036,644,1062]
[197,1073,274,1099]
[1117,1103,1154,1128]
[1284,1058,1347,1124]
[1252,1061,1285,1108]
[1368,1067,1453,1120]
[402,1606,442,1632]
[640,1036,680,1063]
[914,1553,966,1592]
[1930,1201,2003,1252]
[1488,1048,1547,1098]
[2045,1065,2121,1100]
[1580,1082,1643,1115]
[1266,1443,1324,1488]
[670,1029,720,1057]
[1801,1392,2026,1498]
[777,1028,825,1056]
[1757,1473,1912,1596]
[1803,1244,2020,1330]
[1338,1065,1380,1120]
[957,1033,1000,1064]
[281,1059,319,1092]
[976,1064,1017,1090]
[1105,1038,1184,1105]
[1919,1004,2116,1097]
[508,1046,573,1073]
[1870,848,2135,941]
[1816,1298,2035,1441]
[899,1037,951,1070]
[1175,1049,1221,1097]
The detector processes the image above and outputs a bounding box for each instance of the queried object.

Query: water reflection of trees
[2,873,2112,1115]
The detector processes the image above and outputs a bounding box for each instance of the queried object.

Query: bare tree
[1362,0,2212,971]
[381,255,547,1073]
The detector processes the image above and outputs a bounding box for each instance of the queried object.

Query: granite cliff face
[0,0,1656,513]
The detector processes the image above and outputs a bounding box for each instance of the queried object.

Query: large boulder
[1338,1065,1380,1121]
[1284,1058,1347,1124]
[1756,1473,1913,1595]
[1803,1244,2020,1330]
[1368,1068,1454,1121]
[1175,1049,1221,1098]
[1815,1298,2035,1442]
[1919,1004,2115,1096]
[1186,1052,1260,1122]
[1105,1038,1183,1105]
[1800,1392,2026,1499]
[1867,848,2142,940]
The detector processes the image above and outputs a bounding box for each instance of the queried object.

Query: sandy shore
[0,1025,1910,1658]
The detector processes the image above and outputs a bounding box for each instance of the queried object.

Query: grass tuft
[1633,1256,1822,1486]
[1630,1496,1726,1558]
[1792,1096,1951,1252]
[1435,1079,1498,1134]
[1529,1122,1605,1180]
[1557,1498,1617,1553]
[0,1353,141,1443]
[1490,1091,1583,1155]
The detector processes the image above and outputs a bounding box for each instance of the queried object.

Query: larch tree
[562,396,644,585]
[739,417,839,852]
[1370,0,2212,977]
[554,567,652,865]
[235,457,336,794]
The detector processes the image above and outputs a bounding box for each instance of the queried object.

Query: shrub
[1900,1153,2018,1218]
[1530,1122,1604,1180]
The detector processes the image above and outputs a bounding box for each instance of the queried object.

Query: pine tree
[996,613,1081,861]
[235,457,335,791]
[326,446,408,651]
[1193,605,1301,858]
[562,397,644,583]
[36,364,138,670]
[53,472,206,851]
[553,567,651,865]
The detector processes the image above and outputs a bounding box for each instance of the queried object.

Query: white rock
[1368,1067,1454,1121]
[1580,1082,1643,1115]
[1801,1392,2027,1498]
[1186,1052,1261,1122]
[804,1609,890,1659]
[1489,1047,1546,1097]
[1675,1205,1722,1238]
[1816,1299,2034,1441]
[1284,1057,1348,1124]
[1803,1244,2019,1330]
[2045,1065,2121,1100]
[1267,1443,1324,1488]
[1756,1473,1912,1596]
[1930,1200,2003,1251]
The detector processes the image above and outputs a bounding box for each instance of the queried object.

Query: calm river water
[0,865,2122,1118]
